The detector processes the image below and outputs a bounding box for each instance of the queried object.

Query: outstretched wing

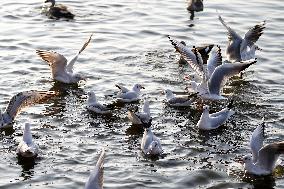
[36,50,67,78]
[4,90,56,121]
[208,59,257,96]
[84,149,105,189]
[250,118,265,163]
[257,142,284,172]
[66,34,93,73]
[207,45,222,79]
[243,21,266,47]
[168,36,205,79]
[218,15,242,42]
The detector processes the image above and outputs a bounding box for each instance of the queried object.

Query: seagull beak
[141,86,145,89]
[44,0,49,3]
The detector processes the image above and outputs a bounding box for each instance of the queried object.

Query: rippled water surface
[1,0,284,188]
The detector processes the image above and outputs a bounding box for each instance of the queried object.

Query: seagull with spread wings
[243,119,284,175]
[0,90,56,128]
[219,15,265,62]
[36,34,93,84]
[168,36,257,100]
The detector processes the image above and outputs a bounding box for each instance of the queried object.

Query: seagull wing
[218,15,242,42]
[84,149,105,189]
[4,90,56,121]
[250,119,265,163]
[36,50,68,78]
[168,36,205,78]
[66,34,93,73]
[115,84,129,93]
[243,21,266,47]
[257,142,284,172]
[208,59,257,96]
[207,45,222,79]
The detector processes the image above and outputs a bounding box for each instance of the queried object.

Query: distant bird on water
[219,15,265,62]
[0,90,56,128]
[187,0,204,12]
[36,34,93,84]
[44,0,75,20]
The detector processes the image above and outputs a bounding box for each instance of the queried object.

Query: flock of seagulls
[1,0,283,188]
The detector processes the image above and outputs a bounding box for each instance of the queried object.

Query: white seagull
[87,91,111,114]
[219,15,265,62]
[0,90,56,128]
[141,127,163,156]
[36,34,93,84]
[115,84,145,102]
[164,89,197,107]
[85,148,105,189]
[127,100,152,125]
[17,123,39,158]
[168,36,257,100]
[197,101,234,130]
[243,119,284,175]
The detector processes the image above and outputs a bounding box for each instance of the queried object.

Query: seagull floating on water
[87,91,111,114]
[218,15,265,62]
[0,90,55,128]
[243,119,284,176]
[197,101,234,130]
[128,100,152,126]
[36,34,93,84]
[44,0,75,19]
[168,36,257,100]
[115,84,144,103]
[164,89,198,107]
[17,123,39,158]
[141,127,163,156]
[84,148,105,189]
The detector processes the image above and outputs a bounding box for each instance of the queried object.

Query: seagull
[0,90,56,128]
[218,15,265,62]
[141,127,163,156]
[36,34,93,84]
[197,101,234,130]
[243,119,284,175]
[115,84,145,103]
[127,100,152,126]
[84,148,105,189]
[187,0,203,12]
[168,36,257,100]
[17,123,39,158]
[44,0,75,19]
[164,89,198,107]
[87,91,111,114]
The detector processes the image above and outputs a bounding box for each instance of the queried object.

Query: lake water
[0,0,284,188]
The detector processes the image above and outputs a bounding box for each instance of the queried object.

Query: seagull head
[164,89,174,99]
[87,91,97,103]
[203,105,210,112]
[132,84,145,92]
[44,0,55,6]
[242,154,252,164]
[149,141,162,155]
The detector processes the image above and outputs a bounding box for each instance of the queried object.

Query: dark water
[0,0,284,188]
